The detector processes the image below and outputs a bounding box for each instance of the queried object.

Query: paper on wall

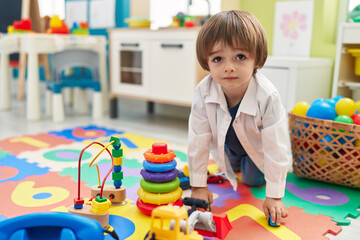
[89,0,116,29]
[65,1,88,28]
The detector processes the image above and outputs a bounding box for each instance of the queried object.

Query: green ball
[333,115,354,132]
[334,115,354,124]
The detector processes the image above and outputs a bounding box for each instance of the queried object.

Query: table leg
[17,53,27,101]
[99,45,109,113]
[26,52,41,121]
[0,53,11,110]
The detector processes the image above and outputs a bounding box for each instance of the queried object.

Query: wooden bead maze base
[69,204,109,227]
[91,185,126,204]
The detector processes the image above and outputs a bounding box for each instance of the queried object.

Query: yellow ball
[355,139,360,147]
[356,100,360,112]
[292,101,310,116]
[335,98,356,116]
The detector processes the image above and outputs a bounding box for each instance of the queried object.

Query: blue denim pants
[225,147,265,187]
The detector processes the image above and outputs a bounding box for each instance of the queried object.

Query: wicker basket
[288,112,360,189]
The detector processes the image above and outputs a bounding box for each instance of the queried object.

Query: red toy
[207,174,225,184]
[13,19,32,31]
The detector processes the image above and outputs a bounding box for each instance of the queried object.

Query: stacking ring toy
[143,149,176,163]
[143,159,177,173]
[140,169,178,183]
[137,187,182,205]
[140,178,180,193]
[136,198,183,216]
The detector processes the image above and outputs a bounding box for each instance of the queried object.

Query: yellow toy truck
[144,204,203,240]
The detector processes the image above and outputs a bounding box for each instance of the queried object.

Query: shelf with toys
[332,23,360,100]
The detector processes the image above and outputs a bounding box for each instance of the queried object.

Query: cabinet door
[111,39,150,98]
[259,68,290,110]
[150,40,196,104]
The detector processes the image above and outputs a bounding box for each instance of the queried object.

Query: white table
[0,34,20,111]
[0,33,108,121]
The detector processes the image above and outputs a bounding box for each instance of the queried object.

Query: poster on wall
[272,1,314,57]
[65,1,88,27]
[89,0,116,29]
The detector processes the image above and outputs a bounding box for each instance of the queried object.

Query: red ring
[136,197,183,216]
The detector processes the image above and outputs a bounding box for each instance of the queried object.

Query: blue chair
[46,49,103,122]
[0,212,106,240]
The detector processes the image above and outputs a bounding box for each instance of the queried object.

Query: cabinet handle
[121,43,139,47]
[160,44,183,49]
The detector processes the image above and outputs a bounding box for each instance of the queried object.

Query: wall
[130,0,241,17]
[130,0,149,17]
[239,0,339,59]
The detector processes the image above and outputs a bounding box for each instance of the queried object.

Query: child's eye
[236,54,246,60]
[212,57,222,63]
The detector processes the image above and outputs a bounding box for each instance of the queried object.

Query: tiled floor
[1,88,359,239]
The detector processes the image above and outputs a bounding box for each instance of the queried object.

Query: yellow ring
[143,149,176,163]
[137,187,182,205]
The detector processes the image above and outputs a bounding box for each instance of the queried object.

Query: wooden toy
[69,136,125,229]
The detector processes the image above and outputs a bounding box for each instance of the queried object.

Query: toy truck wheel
[218,179,223,184]
[144,231,156,240]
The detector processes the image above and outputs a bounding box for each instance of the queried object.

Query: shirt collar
[204,75,257,116]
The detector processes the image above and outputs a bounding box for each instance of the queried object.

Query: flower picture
[280,11,308,40]
[273,1,314,57]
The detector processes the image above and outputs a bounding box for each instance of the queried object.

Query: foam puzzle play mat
[0,125,359,239]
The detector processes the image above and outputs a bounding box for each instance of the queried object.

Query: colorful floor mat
[0,125,356,239]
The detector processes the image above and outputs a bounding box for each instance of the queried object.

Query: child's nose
[224,62,235,72]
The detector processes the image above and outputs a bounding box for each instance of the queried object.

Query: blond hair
[196,10,268,73]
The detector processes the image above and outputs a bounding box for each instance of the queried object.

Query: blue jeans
[226,147,265,187]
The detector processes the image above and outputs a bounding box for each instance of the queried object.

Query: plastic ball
[325,98,336,108]
[356,100,360,112]
[312,98,326,105]
[333,115,354,132]
[355,139,360,147]
[333,95,344,103]
[335,98,356,116]
[292,101,310,116]
[334,115,353,124]
[306,102,337,120]
[351,113,360,125]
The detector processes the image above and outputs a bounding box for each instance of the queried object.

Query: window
[38,0,65,19]
[149,0,221,29]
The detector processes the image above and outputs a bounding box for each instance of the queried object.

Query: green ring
[140,177,180,193]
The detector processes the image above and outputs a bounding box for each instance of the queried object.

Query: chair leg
[73,88,81,112]
[45,89,52,117]
[63,88,73,106]
[77,89,88,115]
[52,93,65,122]
[92,91,103,119]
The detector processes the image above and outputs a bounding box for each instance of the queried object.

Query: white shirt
[188,73,292,198]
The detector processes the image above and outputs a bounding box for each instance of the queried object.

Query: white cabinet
[260,56,333,112]
[108,28,207,116]
[331,23,360,100]
[150,39,197,103]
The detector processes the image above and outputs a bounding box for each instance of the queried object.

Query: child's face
[207,41,257,95]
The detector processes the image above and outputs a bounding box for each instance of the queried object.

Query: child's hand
[263,197,288,226]
[191,186,213,204]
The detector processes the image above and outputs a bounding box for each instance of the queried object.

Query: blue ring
[143,159,177,172]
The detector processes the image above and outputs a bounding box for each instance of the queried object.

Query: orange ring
[143,149,176,163]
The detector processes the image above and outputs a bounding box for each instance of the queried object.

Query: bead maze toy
[69,136,126,228]
[137,143,183,216]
